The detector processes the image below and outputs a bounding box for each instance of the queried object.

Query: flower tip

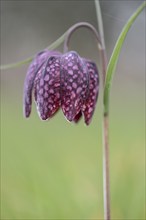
[85,120,91,126]
[25,113,30,118]
[40,117,49,121]
[23,105,31,118]
[73,111,82,123]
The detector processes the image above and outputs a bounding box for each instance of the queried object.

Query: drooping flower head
[23,50,99,125]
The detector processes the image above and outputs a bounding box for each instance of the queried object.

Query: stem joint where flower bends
[63,21,108,93]
[1,22,102,71]
[63,22,102,53]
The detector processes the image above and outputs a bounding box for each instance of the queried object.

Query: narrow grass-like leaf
[104,2,146,115]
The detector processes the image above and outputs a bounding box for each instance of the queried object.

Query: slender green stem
[95,0,107,84]
[0,21,103,71]
[95,1,110,220]
[95,0,105,50]
[103,115,110,220]
[95,1,145,220]
[0,32,66,70]
[0,57,33,70]
[1,22,103,71]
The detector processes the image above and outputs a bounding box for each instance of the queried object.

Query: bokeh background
[1,0,145,219]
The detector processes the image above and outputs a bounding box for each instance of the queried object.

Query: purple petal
[34,55,61,120]
[73,111,82,123]
[60,51,89,122]
[23,50,60,118]
[82,61,99,125]
[23,50,51,117]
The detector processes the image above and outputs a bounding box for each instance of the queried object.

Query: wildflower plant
[1,1,145,220]
[24,50,99,125]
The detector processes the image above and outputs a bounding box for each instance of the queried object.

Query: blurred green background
[1,0,145,219]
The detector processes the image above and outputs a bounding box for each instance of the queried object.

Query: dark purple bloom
[34,54,61,120]
[23,50,61,117]
[23,50,99,125]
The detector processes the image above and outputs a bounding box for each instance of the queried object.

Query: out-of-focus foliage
[1,96,145,219]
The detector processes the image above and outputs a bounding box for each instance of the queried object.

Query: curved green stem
[0,32,66,70]
[0,57,33,70]
[1,22,103,71]
[63,22,102,53]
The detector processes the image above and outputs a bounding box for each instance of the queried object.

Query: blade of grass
[104,2,146,115]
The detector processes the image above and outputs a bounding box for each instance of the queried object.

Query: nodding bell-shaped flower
[23,50,99,125]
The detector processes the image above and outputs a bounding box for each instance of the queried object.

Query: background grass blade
[104,2,146,115]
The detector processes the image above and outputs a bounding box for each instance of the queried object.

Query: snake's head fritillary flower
[23,50,99,125]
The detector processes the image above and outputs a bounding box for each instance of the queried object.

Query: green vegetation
[1,94,145,219]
